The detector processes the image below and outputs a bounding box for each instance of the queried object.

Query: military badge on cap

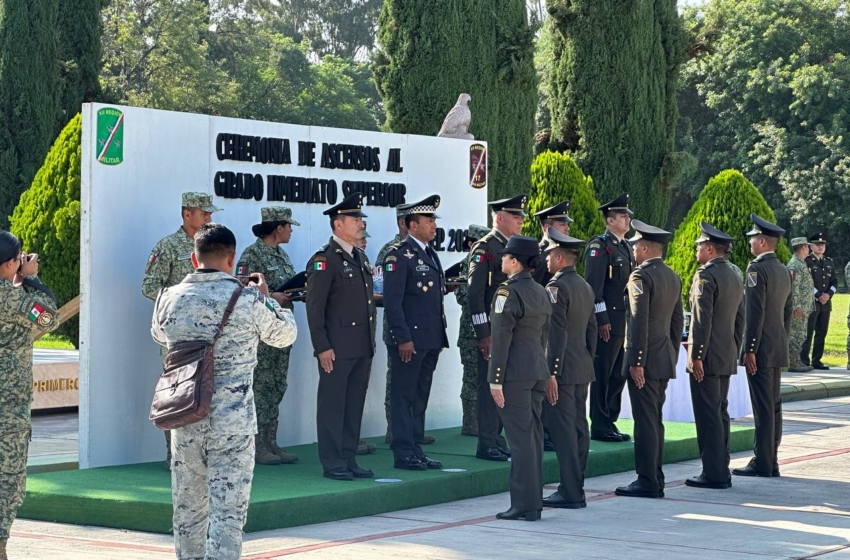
[398,195,441,218]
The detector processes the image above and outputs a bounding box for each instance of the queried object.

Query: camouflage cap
[259,206,300,227]
[467,224,489,241]
[182,192,222,213]
[791,236,811,248]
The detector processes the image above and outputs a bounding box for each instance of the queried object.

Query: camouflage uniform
[151,271,296,560]
[377,234,404,434]
[788,249,815,370]
[236,228,297,463]
[455,224,489,435]
[141,192,222,469]
[0,275,59,542]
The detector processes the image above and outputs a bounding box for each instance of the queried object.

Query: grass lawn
[33,334,75,350]
[821,293,848,368]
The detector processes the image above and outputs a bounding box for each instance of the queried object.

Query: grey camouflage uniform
[788,254,815,367]
[236,239,296,427]
[377,234,404,420]
[151,271,297,560]
[0,276,59,540]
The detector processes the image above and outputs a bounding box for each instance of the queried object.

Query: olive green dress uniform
[543,232,597,506]
[306,195,376,476]
[236,206,299,464]
[801,233,837,368]
[621,222,684,496]
[686,224,745,485]
[531,201,573,287]
[584,207,636,441]
[737,216,793,477]
[469,195,528,456]
[489,257,552,515]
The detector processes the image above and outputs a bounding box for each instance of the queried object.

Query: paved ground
[11,396,850,559]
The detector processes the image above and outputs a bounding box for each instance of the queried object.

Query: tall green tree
[675,0,850,260]
[57,0,104,126]
[0,0,60,227]
[546,0,688,225]
[373,0,538,201]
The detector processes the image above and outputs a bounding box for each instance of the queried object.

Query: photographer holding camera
[0,230,59,560]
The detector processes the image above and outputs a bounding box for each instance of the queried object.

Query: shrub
[666,169,791,307]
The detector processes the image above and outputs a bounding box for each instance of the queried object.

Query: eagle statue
[437,93,474,140]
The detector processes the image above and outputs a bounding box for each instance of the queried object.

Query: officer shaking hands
[383,195,449,471]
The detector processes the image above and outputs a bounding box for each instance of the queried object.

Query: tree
[546,0,688,226]
[675,0,850,260]
[373,0,538,201]
[0,0,60,227]
[666,169,791,307]
[522,151,605,242]
[10,115,82,346]
[56,0,104,127]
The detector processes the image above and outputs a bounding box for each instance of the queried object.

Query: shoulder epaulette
[314,244,329,254]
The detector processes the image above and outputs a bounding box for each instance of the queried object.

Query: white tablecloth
[619,344,753,422]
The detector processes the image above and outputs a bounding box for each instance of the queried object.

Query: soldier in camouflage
[787,238,815,372]
[151,224,297,560]
[455,224,489,435]
[0,231,60,560]
[141,192,222,469]
[236,207,299,465]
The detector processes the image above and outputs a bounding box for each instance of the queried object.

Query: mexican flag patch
[313,262,326,271]
[28,304,45,323]
[385,263,396,272]
[590,249,598,257]
[473,254,483,263]
[237,265,247,275]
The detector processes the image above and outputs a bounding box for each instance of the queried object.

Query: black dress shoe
[477,447,509,461]
[349,465,374,479]
[417,455,443,469]
[496,445,512,458]
[542,492,586,509]
[615,481,664,498]
[773,467,781,477]
[496,507,541,521]
[684,475,732,489]
[813,362,830,370]
[591,432,625,443]
[417,435,436,445]
[732,465,773,477]
[394,455,428,470]
[323,467,354,481]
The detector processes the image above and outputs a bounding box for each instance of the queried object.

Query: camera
[17,253,34,274]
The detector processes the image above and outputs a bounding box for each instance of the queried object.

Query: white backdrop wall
[80,104,488,468]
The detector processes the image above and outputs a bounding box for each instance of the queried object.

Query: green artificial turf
[19,421,754,534]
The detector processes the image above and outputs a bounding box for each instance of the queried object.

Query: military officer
[141,191,222,469]
[787,238,815,373]
[151,223,297,560]
[801,232,837,369]
[0,231,60,559]
[531,200,573,286]
[585,193,636,443]
[468,194,528,461]
[615,220,683,499]
[685,223,745,489]
[488,236,552,521]
[383,195,449,471]
[455,224,490,436]
[375,207,434,446]
[306,193,376,481]
[236,206,300,465]
[541,230,597,509]
[733,214,792,478]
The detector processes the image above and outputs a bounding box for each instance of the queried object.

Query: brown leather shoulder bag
[149,285,243,430]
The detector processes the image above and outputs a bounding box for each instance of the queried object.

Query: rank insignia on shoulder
[494,294,507,313]
[631,279,643,296]
[497,287,510,297]
[747,272,758,287]
[546,286,558,303]
[313,261,327,271]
